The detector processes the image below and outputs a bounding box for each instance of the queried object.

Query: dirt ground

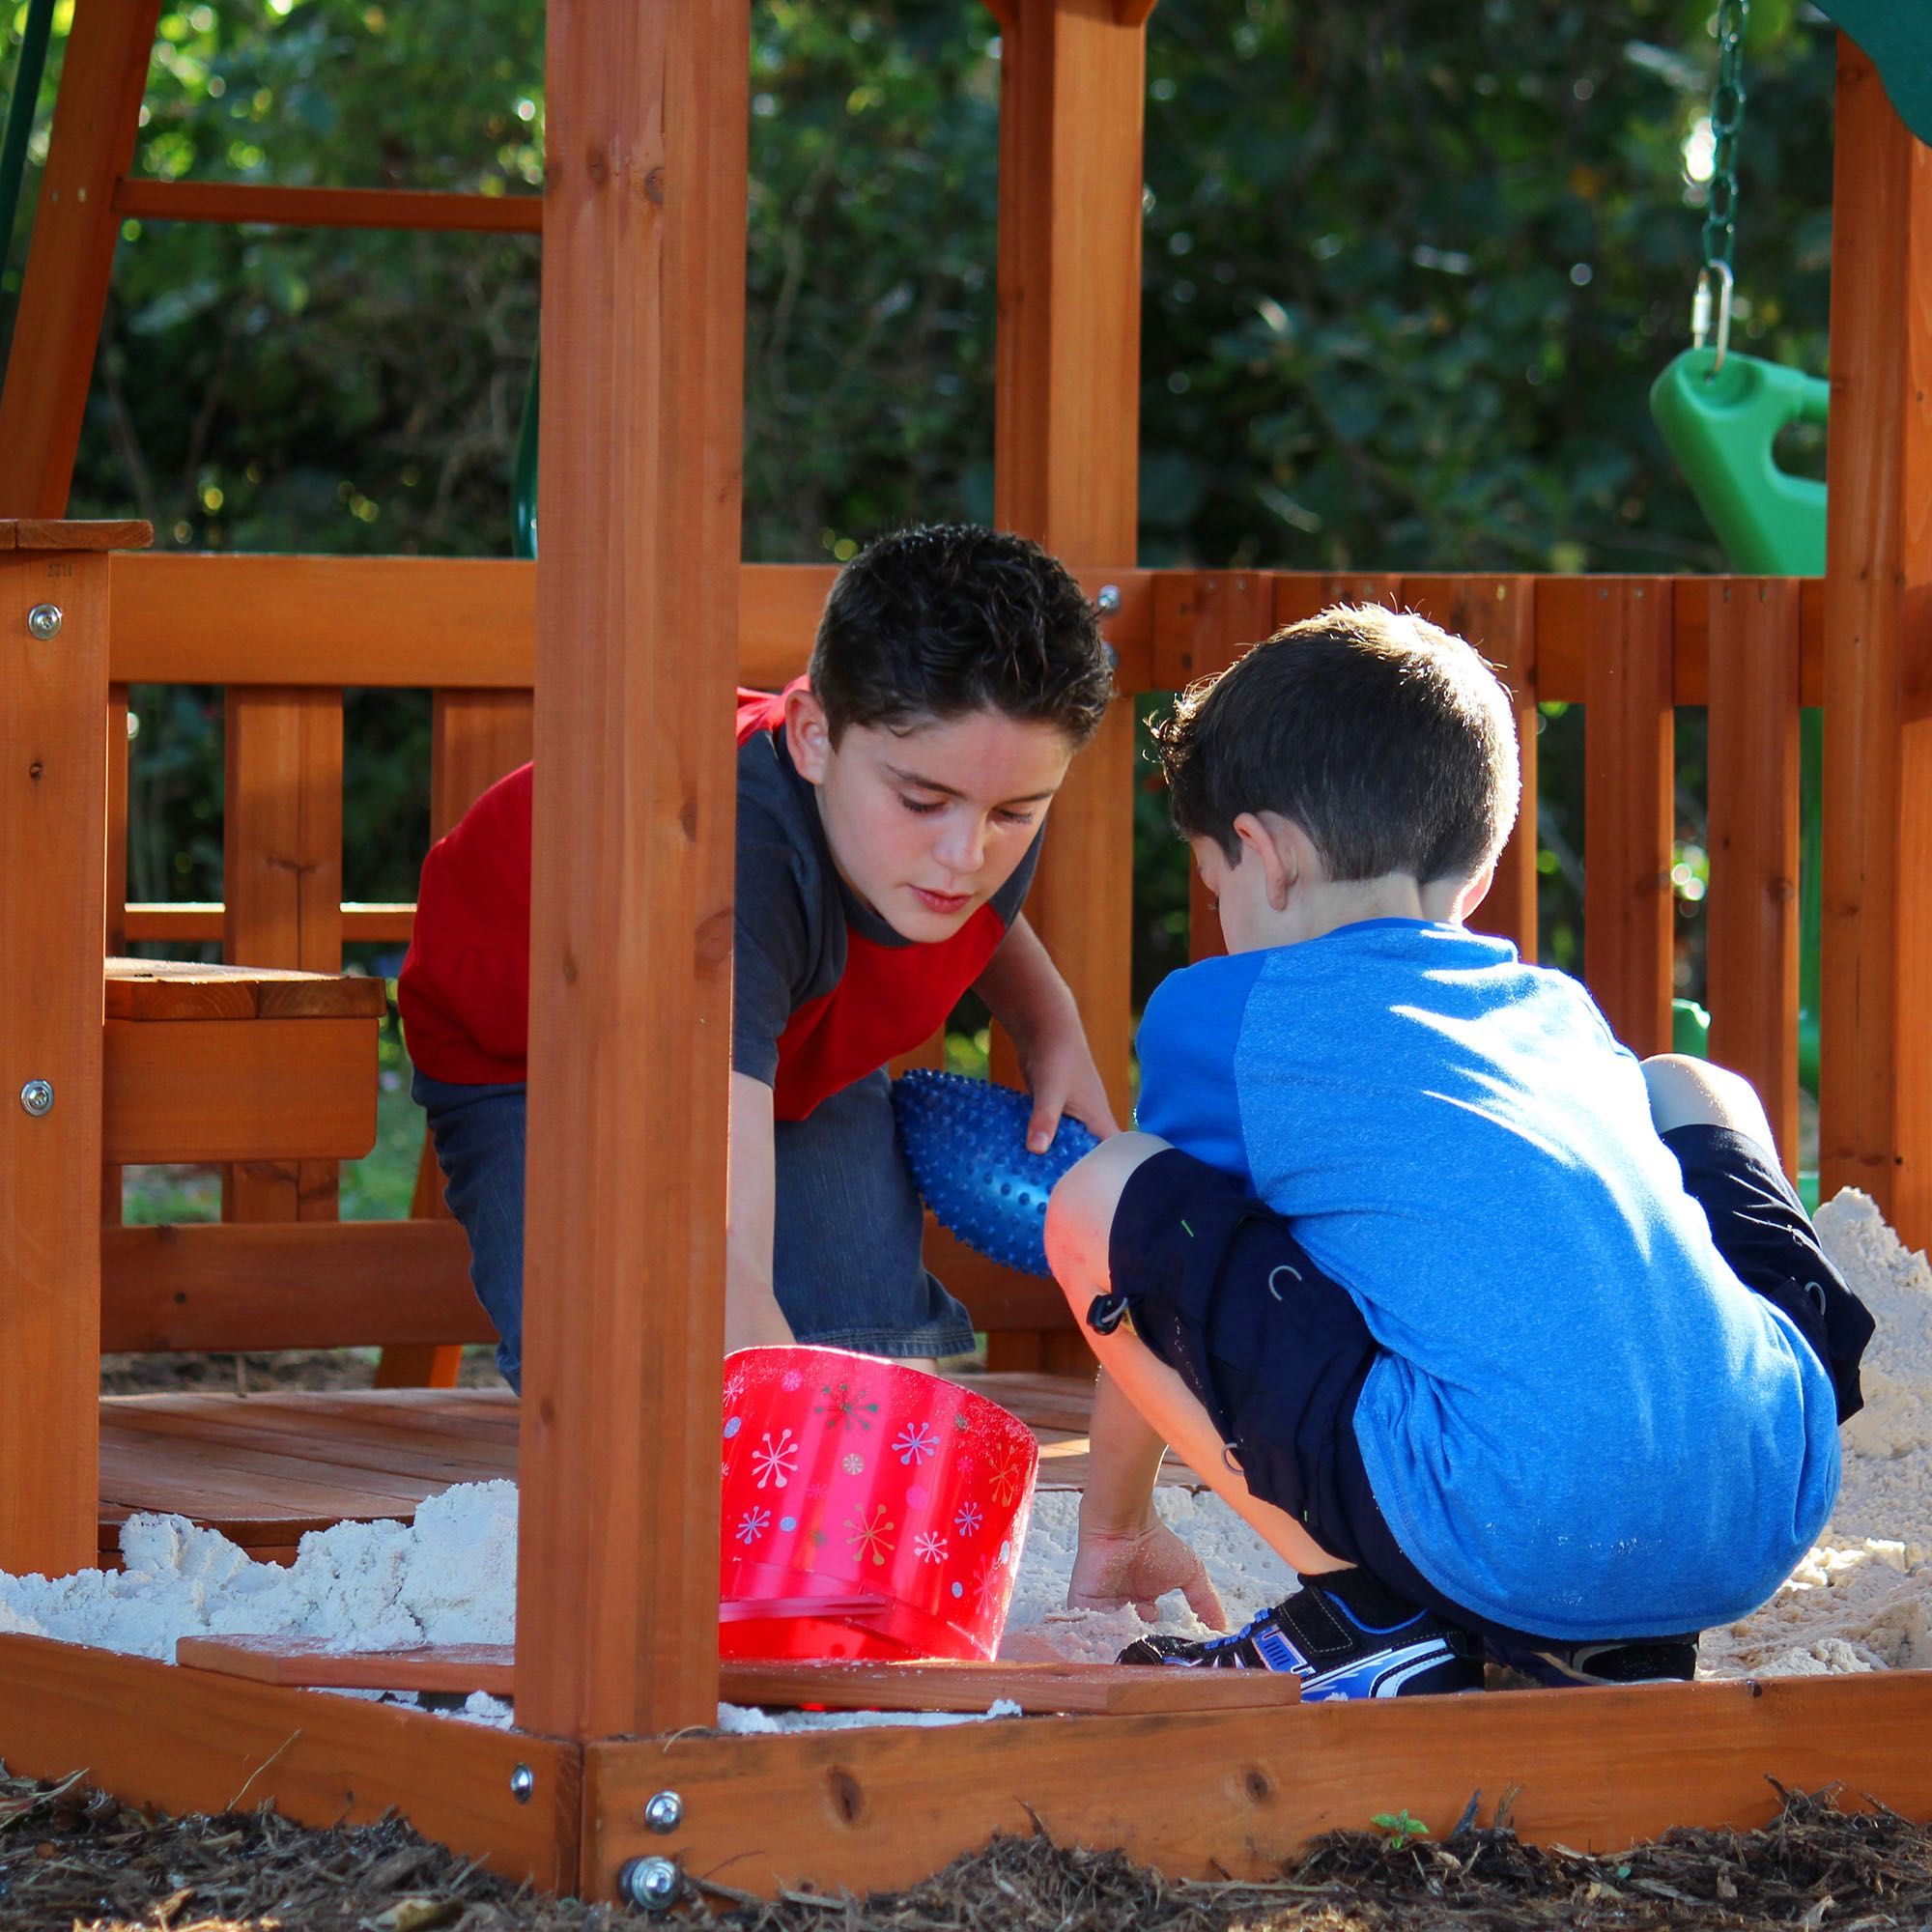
[1,1772,1929,1932]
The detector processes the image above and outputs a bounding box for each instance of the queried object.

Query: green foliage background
[2,0,1837,1064]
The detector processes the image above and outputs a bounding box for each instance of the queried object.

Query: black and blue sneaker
[1117,1572,1483,1700]
[1485,1633,1699,1689]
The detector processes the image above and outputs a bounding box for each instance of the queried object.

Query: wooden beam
[583,1670,1932,1899]
[113,179,543,234]
[0,1,161,514]
[105,958,386,1021]
[103,1016,377,1164]
[1706,580,1803,1174]
[123,902,414,944]
[100,1220,487,1352]
[515,0,748,1743]
[0,531,110,1577]
[1820,36,1932,1239]
[0,1634,576,1889]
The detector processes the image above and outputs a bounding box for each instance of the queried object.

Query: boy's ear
[1231,810,1300,913]
[783,685,834,784]
[1449,862,1496,923]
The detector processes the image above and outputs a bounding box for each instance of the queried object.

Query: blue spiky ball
[891,1068,1100,1279]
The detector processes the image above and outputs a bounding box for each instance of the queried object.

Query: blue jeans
[413,1065,974,1393]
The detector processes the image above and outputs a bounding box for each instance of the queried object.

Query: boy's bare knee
[1044,1131,1171,1307]
[1642,1053,1775,1146]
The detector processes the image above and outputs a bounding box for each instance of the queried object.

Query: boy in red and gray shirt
[401,526,1119,1387]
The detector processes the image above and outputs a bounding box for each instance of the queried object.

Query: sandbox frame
[4,0,1932,1900]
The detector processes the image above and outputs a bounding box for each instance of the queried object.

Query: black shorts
[1093,1126,1874,1646]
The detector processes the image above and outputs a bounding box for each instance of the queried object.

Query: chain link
[1701,0,1749,274]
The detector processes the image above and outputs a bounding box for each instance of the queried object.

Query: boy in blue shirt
[1043,606,1873,1696]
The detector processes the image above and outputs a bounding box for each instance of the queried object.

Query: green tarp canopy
[1818,2,1932,146]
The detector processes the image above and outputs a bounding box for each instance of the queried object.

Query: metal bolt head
[618,1856,681,1913]
[1095,583,1122,615]
[643,1790,683,1834]
[26,605,62,640]
[18,1079,53,1119]
[508,1763,533,1804]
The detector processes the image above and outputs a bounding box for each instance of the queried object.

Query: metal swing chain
[1692,0,1748,368]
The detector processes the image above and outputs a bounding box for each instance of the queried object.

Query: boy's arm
[974,914,1122,1151]
[725,1071,797,1354]
[1068,1370,1226,1625]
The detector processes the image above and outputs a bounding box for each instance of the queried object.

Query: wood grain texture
[0,3,161,513]
[0,1634,576,1889]
[105,958,387,1021]
[113,179,543,233]
[123,903,414,944]
[103,1017,378,1164]
[514,0,749,1743]
[0,519,152,551]
[1559,577,1675,1057]
[0,541,108,1576]
[100,1220,488,1352]
[1819,37,1932,1240]
[1706,580,1803,1174]
[717,1657,1300,1715]
[585,1670,1932,1899]
[1150,569,1274,688]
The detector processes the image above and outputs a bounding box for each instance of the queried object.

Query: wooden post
[0,520,146,1575]
[0,1,159,515]
[1820,37,1932,1241]
[987,0,1150,1374]
[514,0,747,1741]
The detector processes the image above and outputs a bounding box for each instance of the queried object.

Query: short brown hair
[1155,605,1519,884]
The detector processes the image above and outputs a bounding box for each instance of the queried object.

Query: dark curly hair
[1157,605,1519,885]
[810,526,1113,746]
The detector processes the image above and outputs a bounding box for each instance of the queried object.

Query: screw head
[508,1763,533,1804]
[19,1079,53,1118]
[1095,583,1122,615]
[26,605,62,640]
[643,1790,683,1834]
[618,1856,681,1913]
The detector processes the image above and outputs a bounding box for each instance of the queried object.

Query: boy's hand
[1067,1516,1227,1629]
[1018,1015,1121,1154]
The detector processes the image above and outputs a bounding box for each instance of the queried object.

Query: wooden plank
[1560,578,1675,1057]
[178,1636,516,1694]
[99,1425,447,1520]
[1706,580,1803,1175]
[123,902,415,944]
[0,519,152,551]
[105,957,386,1021]
[584,1671,1932,1899]
[101,1219,487,1351]
[113,179,543,233]
[103,1016,377,1164]
[0,535,109,1577]
[515,0,749,1744]
[223,688,347,1221]
[0,3,162,514]
[1150,569,1274,688]
[1674,576,1827,709]
[105,687,129,1232]
[720,1657,1300,1715]
[0,1634,576,1889]
[1403,577,1539,961]
[1819,36,1932,1242]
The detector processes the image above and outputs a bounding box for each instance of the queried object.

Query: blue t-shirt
[1134,920,1841,1640]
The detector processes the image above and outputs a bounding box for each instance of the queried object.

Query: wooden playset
[3,0,1932,1905]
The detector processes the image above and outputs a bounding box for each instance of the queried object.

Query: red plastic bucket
[719,1347,1039,1662]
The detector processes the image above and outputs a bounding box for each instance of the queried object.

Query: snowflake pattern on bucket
[753,1429,797,1491]
[734,1507,770,1547]
[893,1421,938,1466]
[814,1379,879,1434]
[844,1505,895,1568]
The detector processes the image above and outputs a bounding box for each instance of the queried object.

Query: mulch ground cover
[3,1772,1929,1932]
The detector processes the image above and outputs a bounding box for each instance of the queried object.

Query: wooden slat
[0,1634,576,1889]
[1,535,108,1577]
[1706,580,1803,1174]
[0,3,162,514]
[719,1657,1300,1714]
[584,1671,1932,1899]
[1673,577,1827,709]
[105,957,386,1021]
[223,689,347,1219]
[1820,36,1932,1242]
[0,518,153,551]
[1150,569,1274,688]
[103,1016,377,1164]
[123,902,415,943]
[105,685,129,1232]
[515,0,748,1744]
[178,1636,516,1693]
[1554,577,1675,1057]
[113,179,543,234]
[100,1220,487,1351]
[1403,577,1540,960]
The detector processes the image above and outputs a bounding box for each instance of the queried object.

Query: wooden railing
[103,553,1821,1361]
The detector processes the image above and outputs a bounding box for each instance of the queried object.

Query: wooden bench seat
[103,958,384,1166]
[95,1375,1198,1568]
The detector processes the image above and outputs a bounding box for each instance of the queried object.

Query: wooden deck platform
[95,1373,1192,1566]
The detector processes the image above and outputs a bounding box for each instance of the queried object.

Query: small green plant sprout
[1371,1809,1431,1852]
